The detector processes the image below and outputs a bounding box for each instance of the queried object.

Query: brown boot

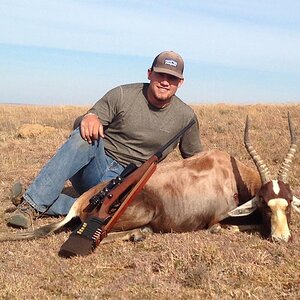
[9,182,24,206]
[6,201,38,229]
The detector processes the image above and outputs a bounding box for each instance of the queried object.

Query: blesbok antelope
[229,114,300,242]
[1,115,299,246]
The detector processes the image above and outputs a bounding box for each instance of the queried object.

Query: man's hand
[80,114,104,143]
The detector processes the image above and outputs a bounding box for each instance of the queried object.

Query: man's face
[147,70,184,103]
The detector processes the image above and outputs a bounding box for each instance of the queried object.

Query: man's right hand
[80,113,104,144]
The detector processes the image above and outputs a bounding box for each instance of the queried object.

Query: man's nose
[160,75,170,84]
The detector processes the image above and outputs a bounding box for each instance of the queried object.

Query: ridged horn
[244,115,271,184]
[277,112,298,183]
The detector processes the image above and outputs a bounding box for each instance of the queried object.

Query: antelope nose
[271,233,291,243]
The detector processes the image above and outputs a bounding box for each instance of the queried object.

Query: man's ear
[177,78,184,88]
[147,69,152,80]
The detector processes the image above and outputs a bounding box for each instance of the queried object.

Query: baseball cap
[151,51,184,79]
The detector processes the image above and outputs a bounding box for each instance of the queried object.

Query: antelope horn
[244,115,271,184]
[277,112,298,183]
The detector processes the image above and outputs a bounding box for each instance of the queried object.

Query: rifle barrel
[155,119,196,159]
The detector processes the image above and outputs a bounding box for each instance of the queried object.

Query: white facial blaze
[268,198,290,242]
[272,180,280,195]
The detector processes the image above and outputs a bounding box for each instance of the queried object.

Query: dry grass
[0,103,300,299]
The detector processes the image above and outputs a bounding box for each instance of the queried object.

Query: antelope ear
[228,197,258,217]
[292,196,300,214]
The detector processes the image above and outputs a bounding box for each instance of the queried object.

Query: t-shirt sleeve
[87,86,122,126]
[179,113,202,158]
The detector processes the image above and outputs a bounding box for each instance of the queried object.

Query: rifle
[59,119,196,258]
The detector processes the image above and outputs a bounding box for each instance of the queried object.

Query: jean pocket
[108,160,119,171]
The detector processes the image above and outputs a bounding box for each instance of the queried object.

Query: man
[6,50,202,229]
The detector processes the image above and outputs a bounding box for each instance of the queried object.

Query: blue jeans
[23,128,124,216]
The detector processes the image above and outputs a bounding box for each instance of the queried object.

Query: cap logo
[164,59,177,67]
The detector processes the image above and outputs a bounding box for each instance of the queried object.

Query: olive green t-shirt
[88,83,202,166]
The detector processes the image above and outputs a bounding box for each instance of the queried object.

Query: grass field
[0,103,300,299]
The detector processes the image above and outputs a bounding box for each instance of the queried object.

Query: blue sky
[0,0,299,105]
